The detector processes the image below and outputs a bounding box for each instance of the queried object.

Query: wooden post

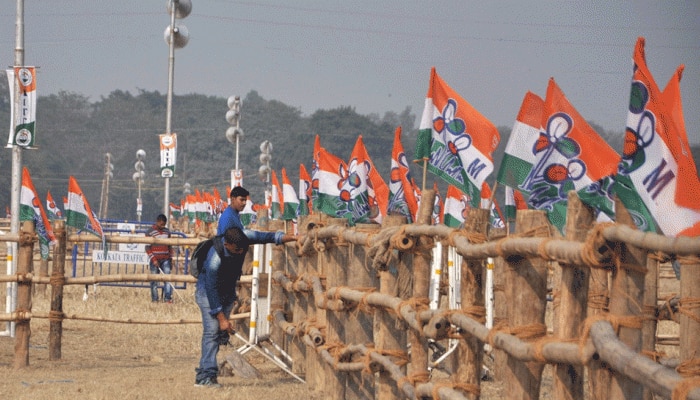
[344,223,380,399]
[36,257,49,295]
[455,208,489,389]
[304,214,325,392]
[641,252,659,400]
[289,215,309,376]
[554,192,594,400]
[14,220,35,368]
[503,210,550,399]
[587,226,611,400]
[269,220,286,349]
[607,198,646,399]
[492,254,507,382]
[322,217,349,398]
[49,220,66,360]
[679,254,700,385]
[408,189,434,377]
[376,215,409,400]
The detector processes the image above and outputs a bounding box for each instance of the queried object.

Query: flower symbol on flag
[620,82,655,175]
[532,113,580,159]
[433,99,472,156]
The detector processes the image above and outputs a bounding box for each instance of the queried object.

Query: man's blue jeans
[195,286,234,381]
[149,259,172,301]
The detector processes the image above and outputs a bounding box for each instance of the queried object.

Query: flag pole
[487,181,498,211]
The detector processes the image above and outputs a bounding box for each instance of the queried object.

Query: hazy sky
[1,0,698,143]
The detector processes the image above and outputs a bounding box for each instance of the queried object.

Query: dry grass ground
[0,284,323,400]
[0,262,681,400]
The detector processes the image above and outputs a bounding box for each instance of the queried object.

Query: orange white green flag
[443,184,470,228]
[66,176,104,241]
[615,37,700,237]
[431,182,442,225]
[281,167,299,221]
[270,170,283,220]
[504,186,528,227]
[312,135,347,218]
[480,182,504,228]
[46,189,63,220]
[298,163,312,216]
[338,136,387,224]
[496,91,545,190]
[388,127,420,222]
[524,78,620,231]
[20,167,56,259]
[414,67,500,208]
[240,199,257,227]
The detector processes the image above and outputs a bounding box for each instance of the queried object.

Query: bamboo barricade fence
[2,191,700,399]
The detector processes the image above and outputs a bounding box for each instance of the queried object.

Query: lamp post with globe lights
[226,95,244,190]
[161,0,191,221]
[133,149,146,222]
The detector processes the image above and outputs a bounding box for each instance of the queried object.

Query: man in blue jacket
[194,226,296,388]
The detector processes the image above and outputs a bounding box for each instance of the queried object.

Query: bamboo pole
[455,208,489,389]
[49,220,66,360]
[503,210,550,399]
[14,220,34,368]
[554,192,595,400]
[269,220,286,349]
[408,189,435,377]
[376,215,408,400]
[345,223,379,399]
[607,199,647,399]
[288,215,309,376]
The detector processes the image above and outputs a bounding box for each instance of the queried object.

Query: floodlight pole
[163,1,177,220]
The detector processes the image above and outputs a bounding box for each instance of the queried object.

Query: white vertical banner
[231,169,243,188]
[6,67,37,148]
[160,133,177,177]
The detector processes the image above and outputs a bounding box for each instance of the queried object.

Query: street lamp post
[225,95,244,189]
[162,0,191,220]
[99,153,114,219]
[258,140,273,208]
[133,149,146,222]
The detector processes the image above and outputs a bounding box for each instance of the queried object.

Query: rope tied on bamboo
[396,371,430,389]
[319,341,346,367]
[641,349,668,363]
[431,379,481,398]
[672,358,700,400]
[389,226,415,252]
[678,297,700,324]
[578,313,645,364]
[395,297,430,329]
[48,310,65,322]
[13,308,30,322]
[49,274,66,286]
[581,222,617,269]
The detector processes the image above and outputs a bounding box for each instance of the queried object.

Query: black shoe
[194,377,221,388]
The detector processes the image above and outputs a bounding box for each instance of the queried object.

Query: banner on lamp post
[6,67,37,148]
[231,169,243,188]
[160,133,177,177]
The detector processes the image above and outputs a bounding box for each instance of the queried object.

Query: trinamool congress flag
[281,167,299,221]
[480,182,504,228]
[522,79,620,231]
[66,176,105,242]
[388,127,420,222]
[270,170,283,220]
[338,136,386,224]
[20,167,56,259]
[312,135,347,218]
[240,199,257,227]
[298,163,312,217]
[443,185,470,228]
[414,67,500,208]
[431,182,443,225]
[496,91,544,190]
[46,190,63,220]
[615,37,700,237]
[504,186,528,226]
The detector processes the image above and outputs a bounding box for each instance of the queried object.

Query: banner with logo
[6,67,37,148]
[159,133,177,177]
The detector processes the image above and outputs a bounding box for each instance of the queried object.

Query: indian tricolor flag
[281,167,299,221]
[443,184,470,228]
[46,189,63,220]
[615,37,700,237]
[298,163,312,217]
[496,91,544,190]
[20,167,56,259]
[66,176,104,240]
[480,182,504,228]
[270,170,283,220]
[312,135,347,219]
[388,127,420,222]
[415,67,500,208]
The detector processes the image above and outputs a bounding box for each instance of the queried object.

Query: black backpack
[189,235,224,278]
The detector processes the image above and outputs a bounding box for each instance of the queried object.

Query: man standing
[145,214,174,303]
[194,227,297,387]
[217,186,249,235]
